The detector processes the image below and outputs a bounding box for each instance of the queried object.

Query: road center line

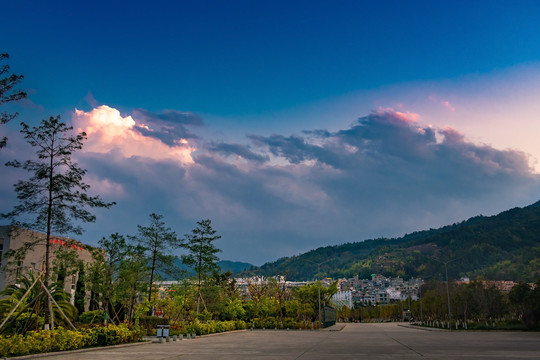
[387,335,425,357]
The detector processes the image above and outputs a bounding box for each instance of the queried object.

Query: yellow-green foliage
[0,324,142,357]
[171,320,246,336]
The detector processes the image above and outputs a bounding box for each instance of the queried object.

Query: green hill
[217,260,255,273]
[158,259,255,280]
[242,201,540,281]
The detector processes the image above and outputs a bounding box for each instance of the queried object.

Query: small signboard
[157,325,170,337]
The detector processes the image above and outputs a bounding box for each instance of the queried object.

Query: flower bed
[0,324,142,357]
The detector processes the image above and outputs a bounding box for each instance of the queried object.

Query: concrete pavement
[13,322,540,359]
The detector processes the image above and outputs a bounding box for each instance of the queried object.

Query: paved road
[27,323,540,359]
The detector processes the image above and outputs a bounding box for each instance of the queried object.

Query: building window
[72,274,77,289]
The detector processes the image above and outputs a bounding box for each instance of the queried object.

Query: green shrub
[170,320,246,336]
[1,312,45,335]
[250,317,304,329]
[78,310,105,324]
[0,324,142,357]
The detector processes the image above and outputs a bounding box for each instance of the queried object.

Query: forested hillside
[243,201,540,281]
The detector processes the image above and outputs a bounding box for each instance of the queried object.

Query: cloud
[68,105,540,264]
[442,101,455,112]
[247,134,326,164]
[84,176,126,198]
[248,108,534,181]
[132,108,203,145]
[208,142,269,163]
[251,109,436,167]
[73,105,195,164]
[374,107,420,124]
[429,95,456,112]
[83,91,99,108]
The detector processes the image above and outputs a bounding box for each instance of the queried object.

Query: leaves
[181,219,222,278]
[0,53,27,148]
[181,219,222,313]
[3,116,115,235]
[131,213,180,304]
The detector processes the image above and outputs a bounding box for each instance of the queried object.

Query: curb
[4,340,152,359]
[398,324,450,332]
[7,329,250,358]
[145,328,248,342]
[321,324,346,331]
[197,329,247,338]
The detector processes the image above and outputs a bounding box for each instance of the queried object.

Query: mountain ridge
[241,201,540,281]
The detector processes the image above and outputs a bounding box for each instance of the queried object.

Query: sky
[1,1,540,265]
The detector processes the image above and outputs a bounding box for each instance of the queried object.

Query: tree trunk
[148,236,158,314]
[44,136,55,328]
[196,239,202,314]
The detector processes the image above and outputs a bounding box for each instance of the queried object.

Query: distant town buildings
[158,274,425,307]
[332,274,424,307]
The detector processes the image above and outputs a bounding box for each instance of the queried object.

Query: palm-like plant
[0,272,77,333]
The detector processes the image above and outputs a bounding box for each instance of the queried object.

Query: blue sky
[2,1,540,265]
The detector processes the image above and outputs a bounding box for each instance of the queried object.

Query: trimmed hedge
[0,324,142,357]
[171,320,246,336]
[251,317,307,330]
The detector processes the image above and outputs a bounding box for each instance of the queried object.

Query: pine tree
[131,213,179,306]
[181,219,222,314]
[2,116,114,327]
[0,53,27,148]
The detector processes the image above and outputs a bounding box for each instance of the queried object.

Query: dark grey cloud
[133,108,204,126]
[248,134,311,164]
[208,142,269,163]
[132,108,203,145]
[251,110,532,183]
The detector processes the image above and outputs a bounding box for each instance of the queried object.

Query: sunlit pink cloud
[441,100,455,112]
[428,95,455,112]
[440,126,464,144]
[73,105,195,164]
[375,107,420,124]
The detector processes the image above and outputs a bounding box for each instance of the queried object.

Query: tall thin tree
[132,213,179,305]
[182,219,221,314]
[98,233,129,322]
[2,116,115,319]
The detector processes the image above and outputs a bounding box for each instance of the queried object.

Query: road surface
[21,322,540,359]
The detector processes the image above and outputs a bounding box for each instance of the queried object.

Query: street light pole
[433,257,458,322]
[306,259,331,328]
[444,261,451,320]
[419,285,423,320]
[318,273,321,327]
